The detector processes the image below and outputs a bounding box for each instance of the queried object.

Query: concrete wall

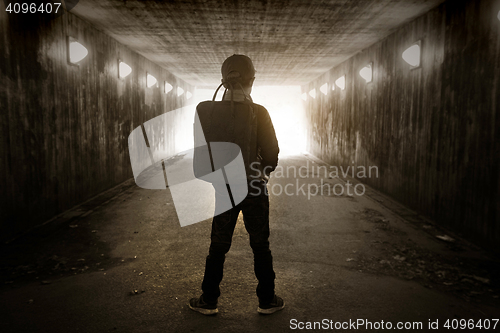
[0,9,194,240]
[303,0,500,251]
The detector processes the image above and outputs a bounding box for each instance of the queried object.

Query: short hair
[221,54,256,90]
[222,71,254,89]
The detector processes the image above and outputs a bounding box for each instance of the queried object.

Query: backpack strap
[205,80,252,142]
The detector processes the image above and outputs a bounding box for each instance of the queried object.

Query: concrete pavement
[1,154,499,332]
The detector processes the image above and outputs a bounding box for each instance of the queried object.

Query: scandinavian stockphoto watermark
[289,318,500,330]
[248,161,379,199]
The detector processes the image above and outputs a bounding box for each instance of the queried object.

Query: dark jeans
[201,183,275,305]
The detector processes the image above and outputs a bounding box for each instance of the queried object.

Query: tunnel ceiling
[72,0,445,87]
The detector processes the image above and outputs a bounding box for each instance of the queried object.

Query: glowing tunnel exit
[252,86,306,155]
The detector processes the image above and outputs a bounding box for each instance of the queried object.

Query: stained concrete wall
[303,0,500,251]
[0,9,194,240]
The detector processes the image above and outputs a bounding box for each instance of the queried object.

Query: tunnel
[1,0,499,331]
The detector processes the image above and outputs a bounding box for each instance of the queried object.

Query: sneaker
[189,296,218,315]
[257,295,285,314]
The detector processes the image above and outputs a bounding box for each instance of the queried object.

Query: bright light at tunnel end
[252,86,307,155]
[180,86,308,155]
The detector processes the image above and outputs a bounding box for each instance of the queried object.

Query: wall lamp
[186,91,192,99]
[147,73,157,88]
[164,82,173,94]
[177,86,184,97]
[320,83,328,95]
[309,88,316,99]
[335,75,346,90]
[118,61,132,78]
[359,63,373,83]
[402,41,421,68]
[301,93,307,101]
[67,37,88,65]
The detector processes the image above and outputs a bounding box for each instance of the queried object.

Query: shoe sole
[189,304,218,315]
[257,301,285,314]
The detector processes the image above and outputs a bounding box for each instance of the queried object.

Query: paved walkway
[1,154,499,332]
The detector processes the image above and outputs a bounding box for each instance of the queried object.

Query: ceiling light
[359,64,372,83]
[186,91,192,99]
[68,37,88,64]
[301,93,307,101]
[147,74,157,88]
[309,88,316,98]
[320,83,328,95]
[177,87,184,96]
[402,43,421,67]
[164,82,173,94]
[335,76,346,90]
[118,61,132,78]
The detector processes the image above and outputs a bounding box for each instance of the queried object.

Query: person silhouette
[190,54,284,315]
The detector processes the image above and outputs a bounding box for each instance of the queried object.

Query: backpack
[193,83,262,183]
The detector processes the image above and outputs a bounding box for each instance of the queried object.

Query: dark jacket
[194,99,279,182]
